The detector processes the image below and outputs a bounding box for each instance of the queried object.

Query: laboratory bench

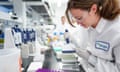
[22,48,85,72]
[42,49,85,72]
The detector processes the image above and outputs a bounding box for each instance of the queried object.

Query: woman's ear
[89,4,97,15]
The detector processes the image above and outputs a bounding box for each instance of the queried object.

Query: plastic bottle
[59,32,64,41]
[64,29,70,44]
[13,25,22,47]
[0,30,4,49]
[21,29,27,44]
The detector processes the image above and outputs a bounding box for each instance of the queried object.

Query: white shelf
[0,11,23,23]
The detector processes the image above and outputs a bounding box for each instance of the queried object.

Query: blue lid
[65,29,68,32]
[60,32,64,35]
[53,32,57,35]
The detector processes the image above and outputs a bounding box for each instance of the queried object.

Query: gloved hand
[75,47,98,67]
[75,48,91,60]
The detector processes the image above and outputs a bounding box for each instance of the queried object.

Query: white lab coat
[86,16,120,72]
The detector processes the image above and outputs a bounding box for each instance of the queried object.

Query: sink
[0,48,20,72]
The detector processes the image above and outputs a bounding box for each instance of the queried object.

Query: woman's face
[70,5,99,28]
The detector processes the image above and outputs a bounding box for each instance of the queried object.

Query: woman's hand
[75,48,91,60]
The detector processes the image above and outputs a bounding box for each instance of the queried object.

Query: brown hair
[66,0,120,26]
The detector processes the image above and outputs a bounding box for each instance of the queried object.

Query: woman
[65,0,120,72]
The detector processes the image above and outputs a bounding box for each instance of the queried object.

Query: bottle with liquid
[64,29,70,44]
[0,30,4,49]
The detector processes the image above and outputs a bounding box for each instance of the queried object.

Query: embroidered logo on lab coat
[95,41,110,51]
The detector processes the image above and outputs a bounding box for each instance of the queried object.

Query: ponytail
[100,0,120,20]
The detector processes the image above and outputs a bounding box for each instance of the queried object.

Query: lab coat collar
[89,17,107,33]
[95,17,107,33]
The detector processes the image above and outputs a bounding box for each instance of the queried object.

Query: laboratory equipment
[64,29,70,44]
[0,48,21,72]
